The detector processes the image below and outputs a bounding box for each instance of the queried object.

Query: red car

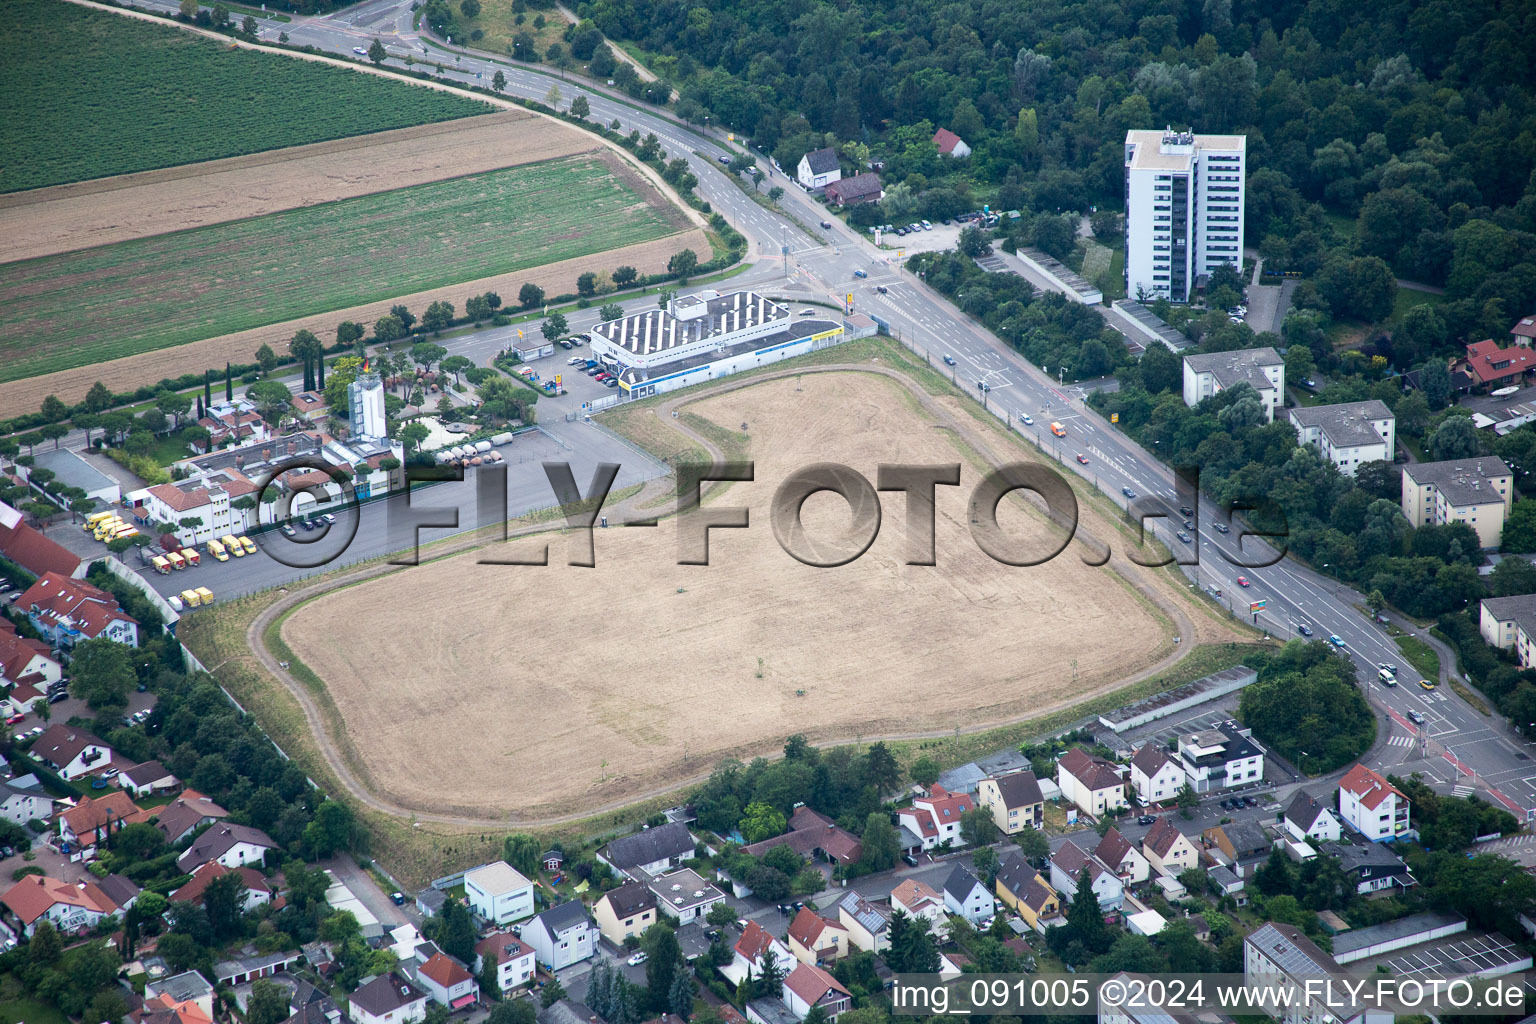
[1236,576,1251,587]
[1076,454,1089,464]
[5,713,23,725]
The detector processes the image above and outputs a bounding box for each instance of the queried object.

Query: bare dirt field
[0,228,707,420]
[281,370,1219,820]
[0,112,592,264]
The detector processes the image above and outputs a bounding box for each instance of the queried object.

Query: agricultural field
[280,370,1236,820]
[0,154,691,384]
[0,0,490,193]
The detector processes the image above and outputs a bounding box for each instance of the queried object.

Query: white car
[799,308,817,316]
[1020,413,1034,425]
[569,356,584,366]
[353,46,368,55]
[627,952,648,966]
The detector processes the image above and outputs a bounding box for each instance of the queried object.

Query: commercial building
[29,448,121,505]
[588,290,854,400]
[1181,348,1284,421]
[1401,457,1513,548]
[164,429,403,516]
[1123,128,1246,303]
[133,471,260,548]
[1244,922,1392,1024]
[1288,401,1396,478]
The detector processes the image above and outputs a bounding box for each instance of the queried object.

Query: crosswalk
[1386,735,1420,748]
[1473,833,1535,850]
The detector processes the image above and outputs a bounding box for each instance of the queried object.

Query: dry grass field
[281,370,1219,820]
[0,113,589,264]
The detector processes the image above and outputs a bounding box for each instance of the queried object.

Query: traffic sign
[1111,413,1119,424]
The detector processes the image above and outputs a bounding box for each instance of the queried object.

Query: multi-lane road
[72,0,1536,816]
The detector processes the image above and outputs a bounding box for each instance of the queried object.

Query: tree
[82,381,114,413]
[1503,502,1536,552]
[576,272,598,297]
[972,844,999,883]
[886,911,940,973]
[399,421,431,454]
[957,225,990,259]
[156,390,193,429]
[69,637,136,711]
[411,342,448,372]
[1254,847,1294,896]
[178,0,195,18]
[422,301,455,332]
[290,329,323,392]
[39,422,69,450]
[460,0,480,16]
[541,312,569,344]
[599,303,625,322]
[503,833,541,876]
[492,69,506,92]
[909,755,940,788]
[571,95,590,119]
[740,801,786,842]
[254,343,278,373]
[437,897,477,964]
[668,249,699,278]
[642,924,682,1011]
[1430,416,1483,461]
[540,976,566,1009]
[768,186,785,202]
[613,265,638,287]
[28,919,62,966]
[707,901,737,928]
[960,807,999,848]
[241,13,256,34]
[1013,826,1049,864]
[203,870,248,938]
[519,283,545,309]
[1419,360,1453,410]
[303,799,354,858]
[368,38,386,64]
[247,380,293,428]
[858,812,899,871]
[1066,867,1110,955]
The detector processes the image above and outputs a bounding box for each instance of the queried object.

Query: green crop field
[0,157,682,383]
[0,0,489,193]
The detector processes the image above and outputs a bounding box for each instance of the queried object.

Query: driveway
[321,852,409,929]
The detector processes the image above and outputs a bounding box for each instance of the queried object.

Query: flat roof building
[1402,456,1513,548]
[1182,348,1283,420]
[1124,129,1246,304]
[589,291,790,371]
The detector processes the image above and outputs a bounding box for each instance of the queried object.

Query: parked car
[1137,815,1155,826]
[4,714,22,725]
[604,379,619,388]
[628,952,648,966]
[322,514,336,525]
[569,356,585,366]
[391,891,406,905]
[281,525,297,537]
[48,692,67,704]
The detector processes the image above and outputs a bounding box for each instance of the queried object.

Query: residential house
[1337,764,1410,841]
[190,398,272,455]
[1176,721,1265,792]
[787,907,848,966]
[891,878,948,937]
[795,148,842,191]
[540,1001,605,1024]
[1318,840,1415,895]
[1202,821,1272,874]
[932,128,972,159]
[135,993,215,1024]
[648,867,726,924]
[169,862,272,912]
[941,864,993,925]
[1244,921,1391,1024]
[743,806,862,867]
[1056,748,1127,817]
[976,770,1044,834]
[464,861,535,926]
[598,821,696,878]
[0,506,82,580]
[522,901,598,971]
[0,775,50,828]
[835,890,891,953]
[349,974,428,1024]
[119,760,179,798]
[1402,457,1513,549]
[782,963,851,1022]
[0,619,61,690]
[897,784,975,850]
[722,920,794,987]
[58,791,151,852]
[145,972,216,1018]
[1,873,123,936]
[1464,338,1536,388]
[1142,818,1199,875]
[1182,348,1284,421]
[823,173,882,206]
[19,572,138,649]
[282,979,344,1024]
[1510,314,1536,346]
[213,951,303,986]
[1094,828,1151,885]
[175,823,277,873]
[411,952,478,1010]
[594,881,658,946]
[31,724,112,781]
[1049,840,1124,911]
[96,872,140,917]
[1289,401,1396,478]
[152,790,228,844]
[1129,744,1185,806]
[994,855,1061,933]
[1284,791,1343,844]
[1208,865,1245,904]
[474,932,536,995]
[1123,129,1246,304]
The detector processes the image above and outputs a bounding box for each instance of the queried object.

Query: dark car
[1182,520,1195,531]
[1213,522,1230,533]
[604,379,619,388]
[943,355,957,366]
[1296,623,1313,636]
[1179,505,1194,518]
[1122,487,1136,499]
[717,155,731,165]
[1177,531,1192,543]
[1137,815,1156,825]
[820,220,833,229]
[391,891,406,905]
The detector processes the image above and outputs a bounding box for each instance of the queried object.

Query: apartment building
[1402,456,1513,549]
[1182,348,1284,421]
[1288,401,1396,478]
[1123,128,1245,303]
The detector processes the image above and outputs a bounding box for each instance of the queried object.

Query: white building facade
[1124,129,1246,303]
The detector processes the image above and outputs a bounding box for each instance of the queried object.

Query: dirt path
[242,363,1215,827]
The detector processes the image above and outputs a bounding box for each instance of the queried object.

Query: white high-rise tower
[1123,128,1246,304]
[348,368,386,439]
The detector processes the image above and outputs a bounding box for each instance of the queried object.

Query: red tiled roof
[1465,339,1536,384]
[1339,763,1404,810]
[890,879,942,914]
[475,932,534,965]
[916,784,975,821]
[0,513,81,579]
[136,993,214,1024]
[932,128,964,154]
[1131,744,1171,777]
[2,873,118,924]
[169,862,270,903]
[19,572,136,641]
[1094,828,1135,871]
[0,619,57,684]
[418,952,472,988]
[1057,748,1123,792]
[735,920,775,963]
[788,907,844,949]
[59,792,146,840]
[1144,817,1189,857]
[784,963,850,1006]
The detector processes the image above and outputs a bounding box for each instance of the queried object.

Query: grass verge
[1395,634,1442,680]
